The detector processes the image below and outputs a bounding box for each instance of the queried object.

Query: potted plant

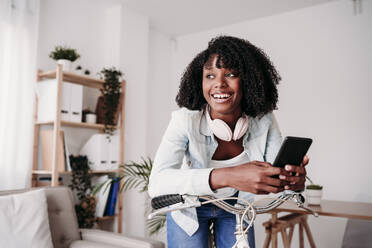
[68,155,96,228]
[96,67,123,135]
[305,176,323,205]
[49,45,80,71]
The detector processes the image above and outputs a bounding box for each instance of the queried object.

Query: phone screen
[273,136,312,168]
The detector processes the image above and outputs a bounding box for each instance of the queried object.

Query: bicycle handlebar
[151,194,184,209]
[149,191,318,248]
[149,190,318,219]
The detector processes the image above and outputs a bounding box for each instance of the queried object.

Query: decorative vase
[57,59,72,71]
[86,114,96,124]
[306,189,323,205]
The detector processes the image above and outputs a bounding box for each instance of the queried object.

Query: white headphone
[205,105,249,142]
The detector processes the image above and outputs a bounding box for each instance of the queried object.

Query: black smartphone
[272,136,312,177]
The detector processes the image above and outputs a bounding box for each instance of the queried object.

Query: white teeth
[212,93,231,99]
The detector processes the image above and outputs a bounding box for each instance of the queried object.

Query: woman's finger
[251,160,272,168]
[284,165,306,175]
[301,155,309,167]
[257,184,284,194]
[280,175,306,184]
[263,176,286,187]
[256,190,270,195]
[284,183,305,191]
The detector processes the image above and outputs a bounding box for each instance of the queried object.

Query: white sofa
[0,186,164,248]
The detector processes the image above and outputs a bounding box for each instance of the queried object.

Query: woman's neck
[210,107,242,130]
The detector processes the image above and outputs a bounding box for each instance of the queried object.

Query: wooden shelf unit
[35,120,115,131]
[31,65,126,233]
[97,215,117,221]
[39,69,104,88]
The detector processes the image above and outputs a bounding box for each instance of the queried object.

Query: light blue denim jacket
[148,107,282,236]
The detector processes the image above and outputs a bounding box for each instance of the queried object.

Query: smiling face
[202,55,243,122]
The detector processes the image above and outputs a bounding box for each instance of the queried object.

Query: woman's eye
[225,73,237,78]
[206,74,215,79]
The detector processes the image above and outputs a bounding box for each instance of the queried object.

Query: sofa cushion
[0,189,53,248]
[70,240,128,248]
[44,187,81,248]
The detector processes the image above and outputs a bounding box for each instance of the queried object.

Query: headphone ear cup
[233,116,249,141]
[211,119,233,142]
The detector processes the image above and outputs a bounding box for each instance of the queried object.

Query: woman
[148,36,308,248]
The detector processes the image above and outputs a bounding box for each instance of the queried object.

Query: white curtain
[0,0,40,190]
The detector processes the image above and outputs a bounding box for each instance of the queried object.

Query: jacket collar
[199,107,213,137]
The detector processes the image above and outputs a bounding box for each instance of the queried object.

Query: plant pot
[86,113,96,124]
[306,188,323,205]
[57,59,72,71]
[95,95,122,126]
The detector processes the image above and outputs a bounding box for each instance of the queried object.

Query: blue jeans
[167,200,255,248]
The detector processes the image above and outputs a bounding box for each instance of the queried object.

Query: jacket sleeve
[148,110,214,198]
[264,113,283,164]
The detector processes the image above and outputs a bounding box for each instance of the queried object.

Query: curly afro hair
[175,35,281,118]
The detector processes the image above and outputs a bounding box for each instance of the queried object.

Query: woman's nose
[213,75,227,88]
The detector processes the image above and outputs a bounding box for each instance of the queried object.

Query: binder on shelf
[105,178,120,216]
[92,175,111,218]
[107,134,119,170]
[80,134,109,170]
[40,130,65,172]
[61,82,71,121]
[36,79,82,123]
[70,83,83,122]
[79,134,120,171]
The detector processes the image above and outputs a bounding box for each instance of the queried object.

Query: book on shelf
[63,132,71,171]
[104,178,120,216]
[40,129,65,172]
[35,177,63,187]
[92,175,111,218]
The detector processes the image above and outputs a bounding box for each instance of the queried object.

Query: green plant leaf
[306,184,323,190]
[146,214,166,236]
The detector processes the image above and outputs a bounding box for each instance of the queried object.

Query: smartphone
[272,136,312,169]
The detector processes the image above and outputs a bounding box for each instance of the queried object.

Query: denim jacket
[148,107,282,236]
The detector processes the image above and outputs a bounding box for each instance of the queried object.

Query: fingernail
[279,175,285,180]
[285,165,291,171]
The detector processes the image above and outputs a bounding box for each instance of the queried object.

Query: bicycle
[149,190,319,248]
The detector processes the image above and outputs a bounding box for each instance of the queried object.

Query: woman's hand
[210,161,286,194]
[279,155,309,191]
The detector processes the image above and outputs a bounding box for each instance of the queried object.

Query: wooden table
[273,200,372,220]
[263,200,372,248]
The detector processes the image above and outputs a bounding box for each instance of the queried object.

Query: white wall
[146,30,174,157]
[120,6,149,237]
[165,0,371,247]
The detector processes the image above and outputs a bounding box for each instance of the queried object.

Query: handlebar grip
[151,194,184,209]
